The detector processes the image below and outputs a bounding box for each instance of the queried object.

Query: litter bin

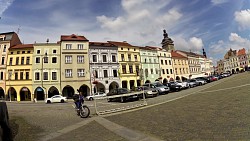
[0,102,13,141]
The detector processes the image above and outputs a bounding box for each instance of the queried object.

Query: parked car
[107,88,139,102]
[86,92,106,101]
[143,82,170,94]
[133,86,158,98]
[195,76,211,83]
[194,78,207,85]
[186,79,197,88]
[176,81,189,89]
[46,95,67,103]
[164,82,182,92]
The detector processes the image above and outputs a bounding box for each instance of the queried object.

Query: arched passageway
[0,87,4,99]
[48,86,59,98]
[78,85,90,96]
[7,87,17,101]
[109,81,119,92]
[62,85,74,98]
[34,87,45,100]
[20,87,31,101]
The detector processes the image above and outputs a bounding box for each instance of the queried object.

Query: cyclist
[73,90,84,110]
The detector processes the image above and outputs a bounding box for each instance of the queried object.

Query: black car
[107,88,138,102]
[164,82,182,92]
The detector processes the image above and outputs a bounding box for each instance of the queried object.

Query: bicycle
[73,102,90,118]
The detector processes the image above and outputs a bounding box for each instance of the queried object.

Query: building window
[92,55,97,62]
[77,56,84,63]
[52,72,57,80]
[3,46,6,52]
[26,57,30,65]
[145,58,147,63]
[165,60,167,65]
[167,69,169,74]
[65,69,72,77]
[155,68,158,74]
[145,69,149,77]
[35,72,40,80]
[104,70,108,78]
[128,54,131,61]
[66,44,72,50]
[36,57,40,63]
[78,44,84,50]
[17,51,20,54]
[94,70,98,78]
[52,57,57,63]
[20,72,23,80]
[154,59,157,63]
[37,50,41,54]
[0,72,3,80]
[77,69,85,77]
[53,49,56,54]
[136,66,139,76]
[121,54,125,61]
[103,55,107,62]
[112,55,116,62]
[122,65,126,74]
[175,68,177,75]
[151,69,153,74]
[21,57,24,65]
[161,60,163,65]
[26,72,29,80]
[113,70,118,77]
[129,65,133,73]
[121,47,123,50]
[15,72,18,80]
[65,56,72,63]
[134,55,137,61]
[9,57,13,66]
[22,51,25,54]
[44,57,48,63]
[162,69,165,74]
[149,59,151,63]
[43,72,48,80]
[1,57,4,65]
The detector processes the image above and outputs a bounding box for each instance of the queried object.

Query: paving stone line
[95,117,163,141]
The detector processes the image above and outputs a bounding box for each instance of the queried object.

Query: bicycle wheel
[79,105,90,118]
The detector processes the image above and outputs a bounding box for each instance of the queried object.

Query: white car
[86,92,106,101]
[46,95,67,103]
[176,81,189,89]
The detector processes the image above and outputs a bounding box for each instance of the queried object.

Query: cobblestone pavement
[5,72,250,141]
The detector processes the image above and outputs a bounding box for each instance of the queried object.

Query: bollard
[0,102,13,141]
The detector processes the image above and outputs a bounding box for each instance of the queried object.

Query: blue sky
[0,0,250,64]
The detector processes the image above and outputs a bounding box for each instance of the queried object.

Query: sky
[0,0,250,65]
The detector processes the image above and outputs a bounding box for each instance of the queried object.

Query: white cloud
[234,9,250,30]
[96,0,180,45]
[211,0,228,5]
[173,36,203,53]
[0,0,14,16]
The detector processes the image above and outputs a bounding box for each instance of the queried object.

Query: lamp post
[41,51,48,100]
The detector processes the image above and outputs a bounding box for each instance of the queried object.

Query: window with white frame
[65,69,72,77]
[104,70,108,78]
[112,55,116,62]
[103,55,107,62]
[52,72,57,80]
[35,72,40,80]
[65,56,72,63]
[92,55,97,62]
[77,69,85,77]
[43,72,48,80]
[77,56,84,63]
[77,44,84,50]
[3,45,6,52]
[0,72,3,80]
[66,44,72,50]
[36,57,40,63]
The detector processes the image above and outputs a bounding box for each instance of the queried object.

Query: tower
[161,29,175,52]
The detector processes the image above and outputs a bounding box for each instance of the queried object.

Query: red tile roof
[238,48,246,56]
[10,44,33,49]
[108,41,132,46]
[89,42,116,47]
[145,46,162,50]
[171,51,187,59]
[61,34,88,41]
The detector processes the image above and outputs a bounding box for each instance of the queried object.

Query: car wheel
[89,97,94,101]
[47,100,51,103]
[61,99,64,103]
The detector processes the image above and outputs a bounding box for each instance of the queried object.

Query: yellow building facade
[6,44,33,101]
[109,41,141,90]
[171,51,190,81]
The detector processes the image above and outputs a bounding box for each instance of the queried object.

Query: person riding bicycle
[73,89,84,110]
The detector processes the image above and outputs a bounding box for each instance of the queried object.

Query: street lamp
[41,51,48,100]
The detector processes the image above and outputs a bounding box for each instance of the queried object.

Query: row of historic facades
[217,48,250,74]
[0,31,213,101]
